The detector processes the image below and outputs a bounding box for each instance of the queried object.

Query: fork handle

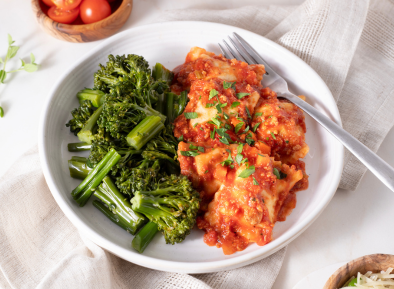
[282,91,394,192]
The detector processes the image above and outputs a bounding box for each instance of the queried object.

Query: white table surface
[1,1,393,288]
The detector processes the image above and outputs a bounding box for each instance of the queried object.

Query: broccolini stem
[77,105,104,144]
[154,93,167,116]
[77,88,106,108]
[94,176,146,234]
[166,92,175,124]
[152,63,174,83]
[175,91,188,118]
[142,151,178,166]
[68,142,92,152]
[132,222,159,253]
[126,116,164,150]
[71,148,121,207]
[68,156,92,179]
[93,200,134,232]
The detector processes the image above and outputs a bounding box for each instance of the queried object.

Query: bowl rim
[38,20,344,273]
[324,254,394,288]
[31,0,131,29]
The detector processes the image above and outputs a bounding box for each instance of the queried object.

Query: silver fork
[219,32,394,192]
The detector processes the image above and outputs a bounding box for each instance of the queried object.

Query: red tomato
[42,0,55,7]
[80,0,111,24]
[48,6,80,24]
[52,0,82,10]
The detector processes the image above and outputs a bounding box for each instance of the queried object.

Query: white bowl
[39,21,344,273]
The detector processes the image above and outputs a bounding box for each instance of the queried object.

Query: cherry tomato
[52,0,82,10]
[80,0,111,24]
[48,6,80,24]
[42,0,56,7]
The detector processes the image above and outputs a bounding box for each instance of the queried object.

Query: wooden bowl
[324,254,394,288]
[31,0,133,42]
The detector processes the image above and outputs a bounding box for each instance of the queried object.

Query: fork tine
[218,43,231,60]
[222,40,242,61]
[233,32,272,74]
[228,37,255,65]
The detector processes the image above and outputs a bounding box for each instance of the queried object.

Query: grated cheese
[341,268,394,288]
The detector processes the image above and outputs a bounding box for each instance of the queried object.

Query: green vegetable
[66,100,96,136]
[152,63,174,84]
[209,89,219,100]
[77,88,106,107]
[236,92,250,99]
[71,148,121,207]
[231,101,240,108]
[126,116,165,150]
[77,105,104,144]
[238,165,255,178]
[132,222,159,253]
[347,278,357,287]
[68,142,92,152]
[273,168,287,179]
[0,35,39,117]
[270,132,276,140]
[184,112,198,119]
[68,156,92,179]
[93,176,146,235]
[131,174,200,244]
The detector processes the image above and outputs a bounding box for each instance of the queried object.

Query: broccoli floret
[114,160,161,197]
[66,100,95,135]
[77,88,106,107]
[77,105,104,144]
[146,125,179,157]
[131,174,200,245]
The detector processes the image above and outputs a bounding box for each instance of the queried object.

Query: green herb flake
[258,154,266,157]
[184,112,198,119]
[193,122,199,128]
[223,112,230,120]
[253,177,259,186]
[181,150,200,157]
[266,137,269,140]
[206,103,215,108]
[238,165,255,178]
[216,104,223,114]
[270,132,276,140]
[223,81,236,89]
[236,92,250,99]
[198,146,205,152]
[235,122,244,134]
[199,95,202,100]
[245,107,252,119]
[286,140,289,143]
[253,122,261,132]
[210,128,216,139]
[219,137,230,145]
[204,170,209,174]
[254,112,263,117]
[235,154,243,165]
[231,101,240,108]
[189,144,198,150]
[199,127,204,131]
[178,135,184,141]
[209,89,219,100]
[237,143,243,154]
[268,115,273,118]
[224,123,232,130]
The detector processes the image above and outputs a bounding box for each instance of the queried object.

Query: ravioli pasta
[173,47,309,255]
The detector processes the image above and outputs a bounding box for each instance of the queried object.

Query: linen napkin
[2,0,394,288]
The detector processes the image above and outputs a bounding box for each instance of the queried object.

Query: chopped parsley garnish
[231,101,240,108]
[253,177,259,186]
[205,103,215,108]
[238,165,255,178]
[236,92,250,99]
[243,125,250,133]
[235,122,244,134]
[237,143,243,154]
[198,146,205,152]
[220,150,233,166]
[224,123,232,130]
[223,81,236,90]
[246,134,255,146]
[193,122,198,127]
[181,150,200,157]
[286,140,289,143]
[258,154,266,157]
[235,154,243,165]
[199,127,204,131]
[254,112,263,117]
[209,89,218,100]
[216,104,223,114]
[210,117,221,128]
[204,170,209,174]
[240,158,248,164]
[219,137,230,145]
[245,107,252,119]
[178,135,184,141]
[184,112,198,119]
[223,112,230,120]
[210,128,216,139]
[199,95,201,100]
[270,132,276,140]
[268,115,273,118]
[253,122,261,132]
[266,137,269,140]
[189,144,198,149]
[273,168,287,179]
